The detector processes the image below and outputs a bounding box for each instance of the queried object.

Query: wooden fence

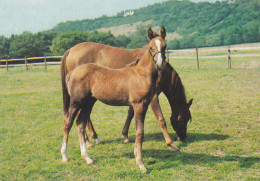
[168,45,260,69]
[0,55,62,70]
[1,44,260,70]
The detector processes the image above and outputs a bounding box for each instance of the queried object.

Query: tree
[127,25,150,49]
[168,39,180,49]
[9,31,44,58]
[50,31,90,55]
[0,36,10,59]
[36,31,58,55]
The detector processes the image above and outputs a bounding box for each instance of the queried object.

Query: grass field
[0,56,259,180]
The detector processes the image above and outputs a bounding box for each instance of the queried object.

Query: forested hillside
[51,0,260,48]
[0,0,259,59]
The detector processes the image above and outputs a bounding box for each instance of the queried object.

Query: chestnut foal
[61,29,166,173]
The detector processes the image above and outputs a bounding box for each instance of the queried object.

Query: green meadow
[0,56,259,180]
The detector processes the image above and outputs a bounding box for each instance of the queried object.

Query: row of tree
[0,30,147,59]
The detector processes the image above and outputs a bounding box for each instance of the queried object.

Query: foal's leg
[76,110,93,148]
[61,105,79,162]
[83,98,102,147]
[132,102,148,173]
[150,95,179,152]
[76,108,93,164]
[86,118,102,144]
[122,106,134,143]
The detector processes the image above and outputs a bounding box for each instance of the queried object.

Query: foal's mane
[126,44,150,67]
[126,34,160,68]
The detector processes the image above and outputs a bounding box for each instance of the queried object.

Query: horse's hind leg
[76,108,93,164]
[83,98,102,146]
[122,106,134,143]
[61,105,79,162]
[150,95,179,152]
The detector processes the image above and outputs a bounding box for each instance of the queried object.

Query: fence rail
[168,45,260,69]
[0,55,62,70]
[1,44,260,70]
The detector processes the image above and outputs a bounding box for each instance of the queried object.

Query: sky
[0,0,217,37]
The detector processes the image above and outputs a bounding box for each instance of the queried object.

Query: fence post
[25,56,28,70]
[44,55,47,70]
[6,57,8,71]
[166,48,169,62]
[196,48,199,69]
[227,46,231,68]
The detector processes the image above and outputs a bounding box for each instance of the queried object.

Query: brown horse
[60,29,166,173]
[61,26,192,151]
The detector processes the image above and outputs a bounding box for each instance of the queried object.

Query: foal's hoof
[122,135,129,144]
[85,158,94,165]
[168,144,180,153]
[86,142,93,148]
[123,138,129,144]
[95,138,103,144]
[62,158,68,163]
[87,160,94,165]
[139,165,148,174]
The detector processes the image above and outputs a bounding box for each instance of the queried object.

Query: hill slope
[51,0,260,48]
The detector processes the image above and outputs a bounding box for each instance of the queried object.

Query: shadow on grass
[101,132,229,146]
[140,150,260,170]
[145,132,229,144]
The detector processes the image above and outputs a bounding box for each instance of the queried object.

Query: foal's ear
[188,99,193,108]
[160,26,166,39]
[148,27,154,40]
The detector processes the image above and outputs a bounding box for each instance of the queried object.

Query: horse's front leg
[76,109,93,165]
[150,95,179,152]
[132,102,148,173]
[122,106,134,143]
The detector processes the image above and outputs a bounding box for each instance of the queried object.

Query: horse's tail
[61,50,70,116]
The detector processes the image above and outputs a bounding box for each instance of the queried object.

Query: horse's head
[170,99,193,141]
[147,26,167,70]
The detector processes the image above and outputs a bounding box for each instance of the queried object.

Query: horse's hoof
[140,166,147,173]
[95,138,103,144]
[62,158,68,163]
[86,158,94,165]
[87,160,94,165]
[168,144,180,153]
[123,139,129,144]
[86,142,93,148]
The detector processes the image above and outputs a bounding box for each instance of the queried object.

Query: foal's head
[147,26,167,70]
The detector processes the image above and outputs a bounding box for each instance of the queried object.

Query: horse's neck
[132,44,149,60]
[167,70,187,111]
[136,50,154,71]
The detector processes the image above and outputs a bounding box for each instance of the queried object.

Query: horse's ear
[188,99,193,108]
[148,27,154,40]
[160,26,166,39]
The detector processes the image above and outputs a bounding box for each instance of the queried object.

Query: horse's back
[66,42,140,71]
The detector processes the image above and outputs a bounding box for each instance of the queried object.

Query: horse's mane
[126,35,160,68]
[167,63,187,104]
[126,43,150,67]
[126,59,140,67]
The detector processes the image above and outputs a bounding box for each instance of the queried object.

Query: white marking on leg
[80,142,93,164]
[61,142,68,162]
[95,137,102,144]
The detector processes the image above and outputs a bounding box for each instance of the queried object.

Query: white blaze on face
[155,39,163,68]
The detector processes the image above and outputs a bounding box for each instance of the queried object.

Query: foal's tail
[61,50,70,116]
